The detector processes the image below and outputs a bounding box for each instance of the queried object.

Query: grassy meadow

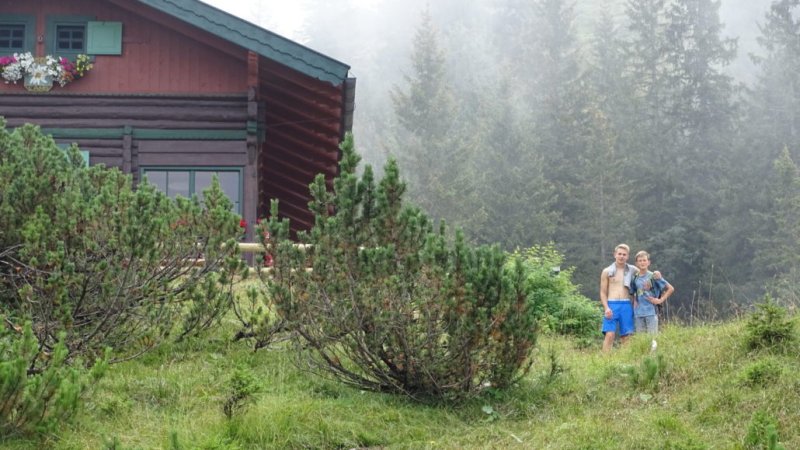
[2,305,798,449]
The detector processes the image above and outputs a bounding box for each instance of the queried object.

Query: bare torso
[605,267,630,300]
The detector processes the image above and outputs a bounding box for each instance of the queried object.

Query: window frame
[0,14,35,54]
[140,167,244,214]
[45,15,94,60]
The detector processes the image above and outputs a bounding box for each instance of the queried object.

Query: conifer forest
[291,0,800,317]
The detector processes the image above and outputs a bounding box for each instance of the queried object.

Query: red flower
[239,218,247,228]
[263,253,274,267]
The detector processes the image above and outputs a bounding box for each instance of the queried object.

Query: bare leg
[620,334,631,346]
[602,332,616,352]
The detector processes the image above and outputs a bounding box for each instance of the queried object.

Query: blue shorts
[602,300,634,336]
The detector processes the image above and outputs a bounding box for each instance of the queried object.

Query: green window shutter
[87,21,122,55]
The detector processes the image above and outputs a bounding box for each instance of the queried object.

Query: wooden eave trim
[259,56,344,95]
[33,127,247,140]
[248,51,260,91]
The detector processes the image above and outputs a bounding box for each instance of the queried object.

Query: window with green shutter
[45,15,94,60]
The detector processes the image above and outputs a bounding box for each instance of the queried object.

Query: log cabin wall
[0,92,253,224]
[0,0,248,94]
[258,58,347,231]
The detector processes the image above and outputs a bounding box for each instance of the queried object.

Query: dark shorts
[602,300,634,336]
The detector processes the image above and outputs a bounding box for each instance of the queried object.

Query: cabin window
[56,25,85,52]
[0,15,35,53]
[45,15,93,60]
[0,24,25,51]
[142,168,242,214]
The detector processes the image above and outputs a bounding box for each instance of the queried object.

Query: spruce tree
[390,10,479,232]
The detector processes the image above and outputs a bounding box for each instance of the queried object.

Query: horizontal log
[81,149,123,158]
[261,182,312,210]
[137,152,248,166]
[38,128,246,140]
[90,157,122,168]
[270,140,338,172]
[263,105,341,138]
[265,86,341,118]
[7,118,247,130]
[5,106,248,121]
[266,156,321,181]
[265,125,340,160]
[53,139,123,148]
[262,167,313,196]
[0,94,247,108]
[137,140,246,154]
[236,242,311,253]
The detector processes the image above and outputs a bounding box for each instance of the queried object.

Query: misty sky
[201,0,307,39]
[201,0,768,85]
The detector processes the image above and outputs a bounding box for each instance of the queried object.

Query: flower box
[0,52,93,92]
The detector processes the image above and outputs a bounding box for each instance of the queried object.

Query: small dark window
[0,24,25,52]
[56,25,85,52]
[0,15,34,53]
[46,15,93,59]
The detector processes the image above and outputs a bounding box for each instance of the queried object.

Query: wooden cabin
[0,0,356,239]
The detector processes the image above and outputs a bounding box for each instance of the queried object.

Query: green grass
[2,318,798,449]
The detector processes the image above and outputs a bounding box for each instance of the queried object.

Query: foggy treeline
[269,0,800,318]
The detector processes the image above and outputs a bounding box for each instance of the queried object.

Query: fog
[204,0,775,157]
[206,0,800,317]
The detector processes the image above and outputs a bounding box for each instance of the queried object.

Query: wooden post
[244,52,261,264]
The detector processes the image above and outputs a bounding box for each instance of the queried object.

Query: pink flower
[59,57,75,73]
[0,56,17,66]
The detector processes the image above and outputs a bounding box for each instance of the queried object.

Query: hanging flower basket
[0,52,94,92]
[23,57,54,92]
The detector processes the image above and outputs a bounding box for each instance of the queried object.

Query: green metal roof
[135,0,350,85]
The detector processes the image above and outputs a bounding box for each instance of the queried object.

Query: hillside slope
[2,318,796,449]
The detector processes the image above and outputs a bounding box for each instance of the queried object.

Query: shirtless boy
[600,243,637,352]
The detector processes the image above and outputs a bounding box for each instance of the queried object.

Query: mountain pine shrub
[0,322,107,437]
[256,134,539,402]
[510,245,597,340]
[745,410,786,450]
[744,295,797,352]
[0,121,246,369]
[624,353,667,392]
